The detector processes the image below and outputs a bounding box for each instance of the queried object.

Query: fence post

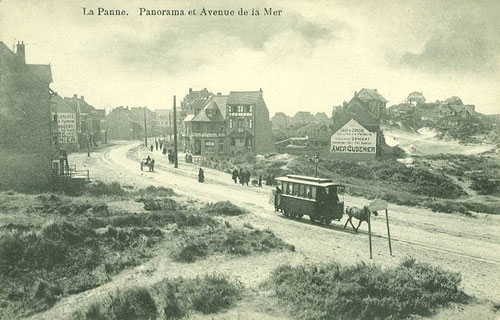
[368,211,373,259]
[385,209,393,256]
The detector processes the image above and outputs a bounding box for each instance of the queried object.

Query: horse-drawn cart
[140,158,155,172]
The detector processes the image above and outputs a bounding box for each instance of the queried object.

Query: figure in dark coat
[232,169,239,184]
[150,159,155,172]
[239,169,244,186]
[155,140,159,150]
[198,168,205,183]
[245,170,250,186]
[150,144,154,152]
[162,147,167,156]
[258,175,262,187]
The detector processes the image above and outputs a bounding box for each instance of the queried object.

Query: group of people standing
[231,168,262,187]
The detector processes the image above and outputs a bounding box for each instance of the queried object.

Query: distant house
[387,103,412,117]
[0,41,57,188]
[313,112,329,123]
[271,112,290,129]
[182,89,274,157]
[181,88,212,115]
[226,89,274,155]
[106,106,138,140]
[64,94,107,147]
[347,88,388,119]
[184,95,227,157]
[291,111,313,125]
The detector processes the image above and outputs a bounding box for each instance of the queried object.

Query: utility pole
[173,95,178,168]
[144,106,148,147]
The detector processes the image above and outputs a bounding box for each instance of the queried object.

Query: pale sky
[1,0,499,115]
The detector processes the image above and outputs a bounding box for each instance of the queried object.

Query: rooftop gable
[227,91,262,105]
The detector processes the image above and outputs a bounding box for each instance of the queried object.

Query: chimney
[189,88,192,93]
[354,91,358,97]
[217,92,221,95]
[80,95,84,101]
[259,88,263,92]
[374,89,378,92]
[73,94,78,98]
[16,41,25,64]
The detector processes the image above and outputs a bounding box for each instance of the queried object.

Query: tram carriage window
[311,186,317,199]
[292,183,298,196]
[325,187,329,195]
[298,184,305,197]
[306,185,311,198]
[287,183,292,195]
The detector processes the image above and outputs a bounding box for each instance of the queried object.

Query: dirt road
[28,142,500,319]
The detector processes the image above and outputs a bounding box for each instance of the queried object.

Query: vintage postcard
[0,0,499,319]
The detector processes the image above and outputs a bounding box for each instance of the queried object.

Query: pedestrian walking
[258,175,262,187]
[163,146,167,156]
[150,159,155,172]
[232,168,239,184]
[239,168,244,186]
[198,168,205,183]
[155,140,159,150]
[245,170,250,186]
[150,144,154,152]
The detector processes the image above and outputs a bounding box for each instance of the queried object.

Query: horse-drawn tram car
[274,175,345,225]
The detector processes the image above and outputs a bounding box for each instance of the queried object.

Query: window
[298,184,305,197]
[306,186,311,198]
[287,183,292,195]
[229,119,233,128]
[218,142,224,152]
[292,183,299,196]
[228,106,232,113]
[238,105,244,113]
[311,187,317,199]
[249,119,253,129]
[230,138,235,146]
[238,119,244,128]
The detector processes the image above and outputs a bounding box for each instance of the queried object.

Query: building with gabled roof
[291,111,313,125]
[183,95,227,157]
[181,88,274,158]
[348,88,388,119]
[226,89,274,155]
[272,112,290,129]
[0,41,58,189]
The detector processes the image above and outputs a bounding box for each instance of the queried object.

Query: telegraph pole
[173,96,178,168]
[144,107,148,147]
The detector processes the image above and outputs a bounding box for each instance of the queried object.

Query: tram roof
[276,175,343,187]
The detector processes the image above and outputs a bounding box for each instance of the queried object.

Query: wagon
[274,175,344,225]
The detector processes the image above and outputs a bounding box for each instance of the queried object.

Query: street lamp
[87,133,91,157]
[314,153,319,177]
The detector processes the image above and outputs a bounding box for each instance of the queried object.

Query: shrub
[171,227,294,263]
[86,181,127,197]
[269,257,468,320]
[71,287,157,320]
[156,273,243,316]
[204,201,247,216]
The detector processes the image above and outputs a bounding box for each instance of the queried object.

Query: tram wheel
[283,210,290,217]
[322,218,332,225]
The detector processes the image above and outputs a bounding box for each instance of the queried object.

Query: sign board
[192,133,225,138]
[330,119,376,153]
[368,198,388,211]
[205,141,215,147]
[57,112,77,144]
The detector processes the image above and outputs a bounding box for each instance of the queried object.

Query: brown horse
[343,206,377,232]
